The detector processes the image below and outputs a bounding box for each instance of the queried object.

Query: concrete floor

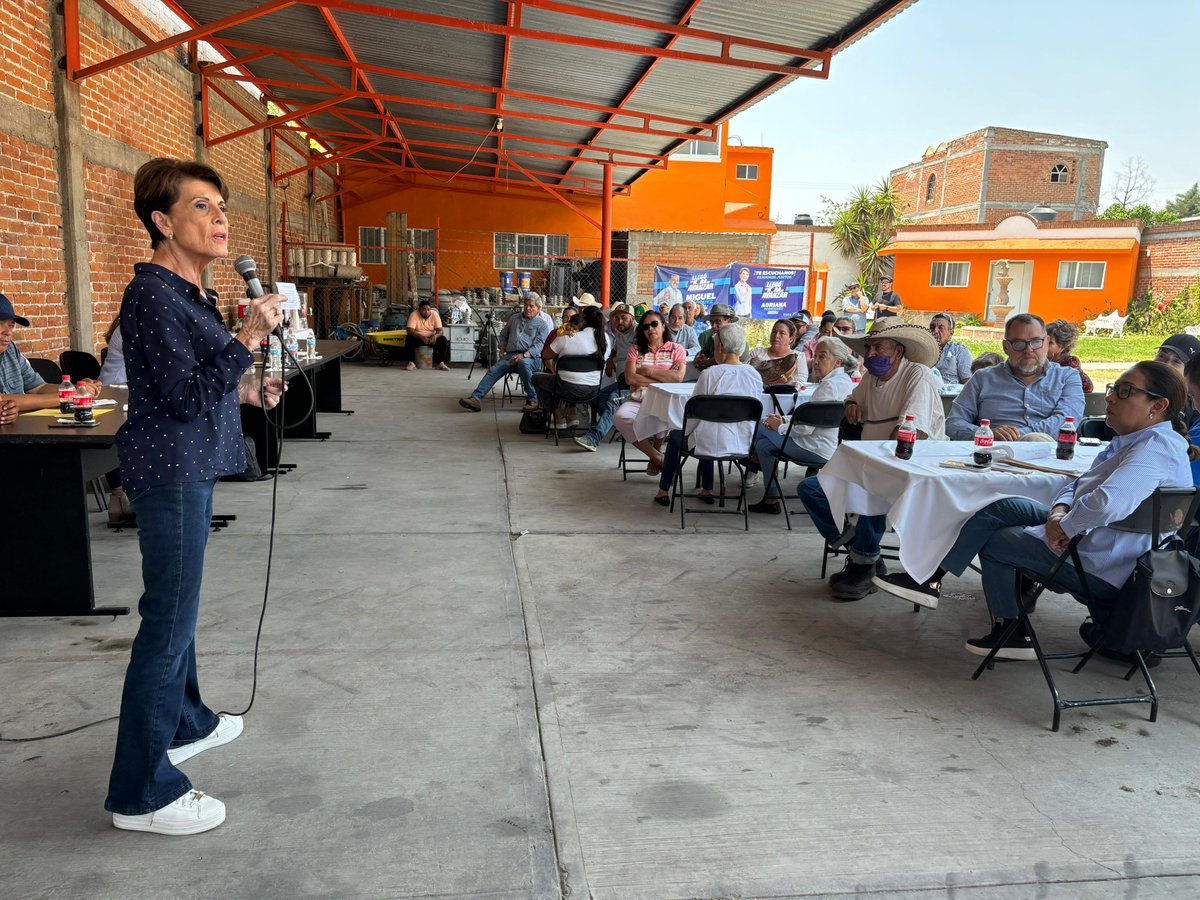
[3,363,1200,899]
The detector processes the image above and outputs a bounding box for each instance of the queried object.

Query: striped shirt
[1025,421,1192,588]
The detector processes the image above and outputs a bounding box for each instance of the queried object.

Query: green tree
[1165,182,1200,219]
[1096,202,1178,228]
[826,179,908,289]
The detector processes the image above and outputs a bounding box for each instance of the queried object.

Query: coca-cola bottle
[1056,416,1077,461]
[895,414,917,460]
[73,383,94,423]
[974,419,994,467]
[58,374,75,414]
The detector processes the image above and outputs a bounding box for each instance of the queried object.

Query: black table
[241,340,358,475]
[0,391,130,617]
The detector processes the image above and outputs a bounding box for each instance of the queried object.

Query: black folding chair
[543,355,604,445]
[971,487,1200,732]
[759,401,846,532]
[28,357,62,383]
[1079,416,1115,442]
[762,383,798,416]
[59,350,101,381]
[670,395,762,531]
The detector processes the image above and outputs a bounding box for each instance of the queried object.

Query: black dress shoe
[748,500,781,515]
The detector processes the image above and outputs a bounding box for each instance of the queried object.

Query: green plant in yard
[1126,281,1200,335]
[827,179,908,290]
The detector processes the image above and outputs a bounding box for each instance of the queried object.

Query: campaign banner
[731,263,808,319]
[651,265,729,313]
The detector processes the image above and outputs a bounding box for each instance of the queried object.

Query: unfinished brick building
[890,127,1106,225]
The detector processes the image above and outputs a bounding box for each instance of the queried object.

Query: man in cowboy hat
[694,303,749,369]
[946,313,1083,442]
[796,319,945,601]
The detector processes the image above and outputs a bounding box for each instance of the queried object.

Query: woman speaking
[105,158,285,835]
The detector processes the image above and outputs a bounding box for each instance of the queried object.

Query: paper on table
[94,398,118,407]
[26,407,115,418]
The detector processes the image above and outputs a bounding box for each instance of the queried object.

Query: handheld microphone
[234,255,285,340]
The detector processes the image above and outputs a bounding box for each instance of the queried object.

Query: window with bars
[930,261,970,288]
[494,232,568,269]
[359,226,385,265]
[1057,261,1106,290]
[407,227,435,270]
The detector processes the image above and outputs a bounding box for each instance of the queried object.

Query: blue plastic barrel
[500,272,514,293]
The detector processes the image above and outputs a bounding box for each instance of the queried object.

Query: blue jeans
[797,476,886,565]
[754,429,828,499]
[105,479,221,815]
[471,355,540,403]
[939,498,1120,620]
[584,381,627,443]
[658,429,714,492]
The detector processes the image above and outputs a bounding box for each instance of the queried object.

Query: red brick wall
[627,232,770,301]
[1135,224,1200,299]
[0,0,339,358]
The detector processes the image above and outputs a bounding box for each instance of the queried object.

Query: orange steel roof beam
[493,2,518,189]
[499,149,601,230]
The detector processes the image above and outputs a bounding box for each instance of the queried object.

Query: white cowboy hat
[840,319,940,369]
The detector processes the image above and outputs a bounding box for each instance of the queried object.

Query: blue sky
[730,0,1199,221]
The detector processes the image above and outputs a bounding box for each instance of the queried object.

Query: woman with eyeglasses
[875,360,1199,661]
[748,318,804,387]
[612,309,686,474]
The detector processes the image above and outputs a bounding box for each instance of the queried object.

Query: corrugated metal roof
[159,0,918,199]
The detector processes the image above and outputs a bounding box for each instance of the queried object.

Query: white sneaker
[743,470,762,488]
[435,362,449,371]
[404,361,416,370]
[167,714,243,766]
[112,788,226,835]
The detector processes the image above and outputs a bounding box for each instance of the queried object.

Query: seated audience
[833,317,856,336]
[683,299,708,334]
[930,313,973,384]
[605,302,638,380]
[667,303,700,355]
[1,293,101,422]
[612,310,686,471]
[796,320,944,601]
[459,295,550,412]
[875,361,1198,661]
[1154,334,1200,427]
[970,351,1003,373]
[1184,354,1200,486]
[946,314,1084,441]
[749,336,857,515]
[652,323,763,506]
[806,313,837,369]
[533,305,606,430]
[1044,319,1093,393]
[748,319,805,387]
[791,310,818,355]
[694,303,746,370]
[404,299,451,370]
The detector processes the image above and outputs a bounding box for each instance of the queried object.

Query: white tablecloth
[818,440,1104,583]
[631,382,811,441]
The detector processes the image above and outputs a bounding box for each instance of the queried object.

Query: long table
[0,391,130,617]
[631,381,809,442]
[818,440,1104,584]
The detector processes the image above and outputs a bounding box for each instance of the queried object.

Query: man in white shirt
[796,320,944,600]
[653,273,683,308]
[652,322,763,505]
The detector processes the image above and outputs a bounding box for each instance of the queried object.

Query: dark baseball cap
[0,293,29,327]
[1159,334,1200,361]
[417,298,432,307]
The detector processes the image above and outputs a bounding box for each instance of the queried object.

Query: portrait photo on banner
[652,263,807,319]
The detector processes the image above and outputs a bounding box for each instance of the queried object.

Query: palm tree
[829,179,908,291]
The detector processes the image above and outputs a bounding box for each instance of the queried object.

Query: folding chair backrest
[682,394,763,425]
[1079,417,1113,441]
[59,350,101,381]
[554,354,605,375]
[762,383,798,414]
[791,401,845,430]
[28,357,62,383]
[1108,488,1200,545]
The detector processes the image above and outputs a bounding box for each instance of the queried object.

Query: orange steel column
[600,161,613,307]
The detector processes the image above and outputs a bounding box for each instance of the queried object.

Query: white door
[986,260,1033,321]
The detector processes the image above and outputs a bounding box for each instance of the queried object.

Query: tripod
[466,309,501,380]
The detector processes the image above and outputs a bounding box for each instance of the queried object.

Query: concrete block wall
[626,231,770,304]
[0,0,338,357]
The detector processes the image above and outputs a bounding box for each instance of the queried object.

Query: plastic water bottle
[285,327,299,360]
[1056,416,1077,461]
[974,419,994,467]
[73,384,94,423]
[895,414,917,460]
[59,374,75,414]
[268,335,282,373]
[306,332,317,359]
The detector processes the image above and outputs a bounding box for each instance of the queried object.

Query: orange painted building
[340,128,774,293]
[880,215,1142,323]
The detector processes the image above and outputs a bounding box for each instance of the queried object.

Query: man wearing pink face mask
[796,320,944,601]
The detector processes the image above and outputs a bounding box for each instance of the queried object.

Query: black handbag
[1106,537,1200,654]
[518,407,549,435]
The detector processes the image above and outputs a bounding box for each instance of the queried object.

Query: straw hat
[840,319,940,368]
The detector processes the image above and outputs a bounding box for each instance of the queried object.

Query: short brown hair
[1045,318,1079,355]
[134,157,228,249]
